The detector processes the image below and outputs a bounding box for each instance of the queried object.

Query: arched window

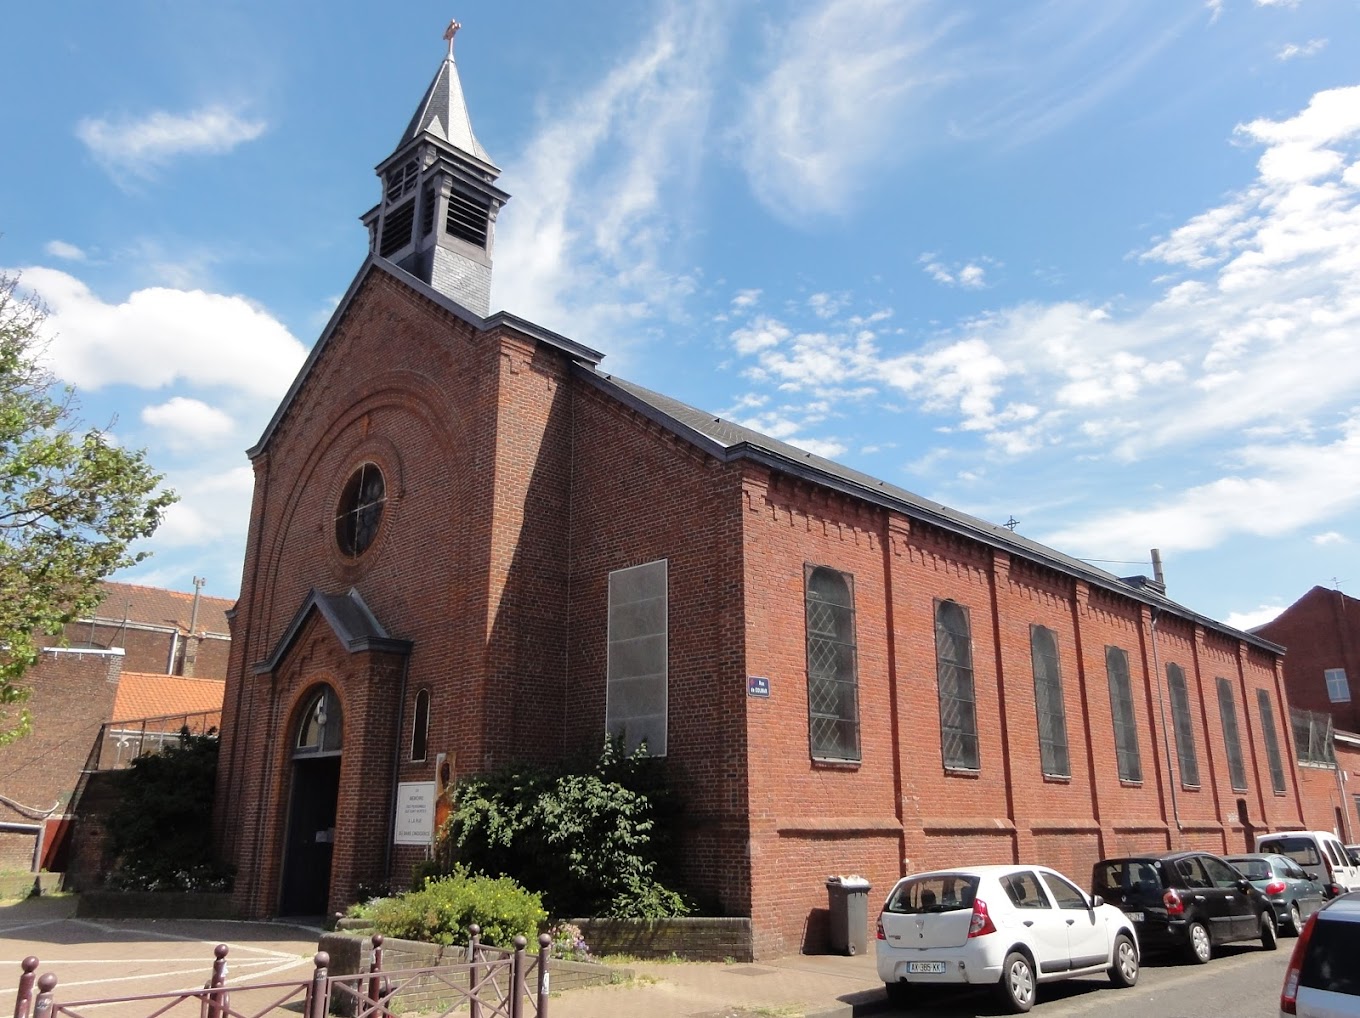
[335,463,386,558]
[805,565,860,762]
[295,685,343,757]
[935,600,979,770]
[1030,625,1070,778]
[410,688,430,762]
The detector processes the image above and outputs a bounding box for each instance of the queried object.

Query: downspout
[1150,609,1183,841]
[166,630,179,675]
[383,653,411,888]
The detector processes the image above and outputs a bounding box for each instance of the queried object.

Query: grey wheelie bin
[826,875,872,955]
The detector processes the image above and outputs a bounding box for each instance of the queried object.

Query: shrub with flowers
[548,921,590,961]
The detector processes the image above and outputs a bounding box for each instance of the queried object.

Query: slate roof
[255,588,412,674]
[583,368,1284,655]
[112,672,225,722]
[397,52,496,170]
[90,581,234,637]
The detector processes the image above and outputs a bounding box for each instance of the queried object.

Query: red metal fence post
[366,934,388,1013]
[306,952,329,1018]
[30,975,55,1018]
[536,934,551,1018]
[205,944,229,1018]
[13,957,38,1018]
[510,936,527,1018]
[467,926,481,1018]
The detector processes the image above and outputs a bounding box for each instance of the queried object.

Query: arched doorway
[279,685,343,915]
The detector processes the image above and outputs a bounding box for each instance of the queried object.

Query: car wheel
[1108,933,1139,988]
[884,981,911,1007]
[1186,920,1212,964]
[1287,902,1303,936]
[1260,911,1278,951]
[996,951,1036,1013]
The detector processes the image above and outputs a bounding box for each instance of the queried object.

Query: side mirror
[1306,872,1319,881]
[1237,879,1252,893]
[1091,894,1104,909]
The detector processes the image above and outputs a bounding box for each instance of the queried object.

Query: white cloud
[154,465,256,547]
[1278,39,1327,61]
[44,240,85,261]
[731,288,762,310]
[920,253,991,288]
[141,397,236,450]
[76,106,266,179]
[16,266,306,398]
[1313,531,1348,546]
[1224,605,1284,630]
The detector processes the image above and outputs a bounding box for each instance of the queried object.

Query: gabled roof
[90,581,234,636]
[254,588,411,674]
[582,368,1285,656]
[249,255,603,458]
[112,672,225,722]
[397,52,497,171]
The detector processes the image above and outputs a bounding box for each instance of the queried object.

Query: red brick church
[215,25,1314,957]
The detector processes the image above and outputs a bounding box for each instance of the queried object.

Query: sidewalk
[549,950,891,1018]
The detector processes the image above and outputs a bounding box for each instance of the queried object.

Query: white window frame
[1325,668,1351,703]
[605,559,668,756]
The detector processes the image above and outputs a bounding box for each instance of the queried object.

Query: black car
[1092,850,1278,963]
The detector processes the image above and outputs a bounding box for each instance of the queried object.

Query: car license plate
[1126,911,1144,922]
[907,962,946,974]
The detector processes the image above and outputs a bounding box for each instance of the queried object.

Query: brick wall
[1255,586,1360,734]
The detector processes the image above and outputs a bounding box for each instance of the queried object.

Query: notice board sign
[747,676,771,698]
[394,781,436,845]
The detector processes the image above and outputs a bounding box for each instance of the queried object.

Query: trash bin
[826,874,872,956]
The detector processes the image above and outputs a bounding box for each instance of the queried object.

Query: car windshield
[884,874,980,914]
[1259,837,1323,867]
[1093,859,1163,894]
[1227,858,1272,880]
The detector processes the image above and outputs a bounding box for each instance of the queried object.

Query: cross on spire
[444,18,461,57]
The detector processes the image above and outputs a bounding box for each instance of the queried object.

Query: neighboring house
[214,29,1315,957]
[0,581,232,874]
[1253,586,1360,843]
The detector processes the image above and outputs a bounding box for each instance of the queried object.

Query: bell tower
[362,20,508,316]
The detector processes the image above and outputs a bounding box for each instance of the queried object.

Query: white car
[1280,891,1360,1016]
[875,864,1140,1013]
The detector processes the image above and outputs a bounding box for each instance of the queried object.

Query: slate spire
[362,20,509,316]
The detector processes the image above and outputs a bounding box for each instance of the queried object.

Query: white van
[1256,830,1360,897]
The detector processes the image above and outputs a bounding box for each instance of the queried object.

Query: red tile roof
[93,581,235,636]
[112,672,225,722]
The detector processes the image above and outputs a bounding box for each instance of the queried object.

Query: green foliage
[103,730,233,892]
[348,865,546,947]
[439,738,692,920]
[0,271,177,744]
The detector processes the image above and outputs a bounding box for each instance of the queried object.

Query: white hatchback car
[876,864,1140,1013]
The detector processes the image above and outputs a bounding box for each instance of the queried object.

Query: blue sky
[3,1,1359,632]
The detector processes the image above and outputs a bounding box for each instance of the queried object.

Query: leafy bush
[437,738,692,920]
[103,729,233,892]
[348,865,545,947]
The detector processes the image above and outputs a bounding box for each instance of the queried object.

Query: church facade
[215,29,1312,957]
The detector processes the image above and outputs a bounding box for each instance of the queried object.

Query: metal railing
[13,927,551,1018]
[87,710,221,771]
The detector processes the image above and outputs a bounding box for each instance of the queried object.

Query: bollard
[510,936,527,1018]
[366,934,386,1012]
[14,957,38,1018]
[468,926,482,1018]
[205,945,229,1018]
[306,953,329,1018]
[31,975,55,1018]
[536,934,552,1018]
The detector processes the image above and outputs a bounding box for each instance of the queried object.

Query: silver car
[1226,853,1328,936]
[1280,891,1360,1016]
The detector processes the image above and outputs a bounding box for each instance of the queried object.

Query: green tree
[0,270,177,743]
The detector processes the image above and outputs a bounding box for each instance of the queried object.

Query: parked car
[1091,850,1277,963]
[876,864,1139,1013]
[1279,891,1360,1016]
[1224,853,1328,935]
[1256,831,1360,897]
[1346,844,1360,867]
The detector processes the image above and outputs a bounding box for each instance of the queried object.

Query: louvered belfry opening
[445,187,491,248]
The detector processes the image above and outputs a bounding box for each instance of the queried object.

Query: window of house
[1030,625,1070,778]
[805,566,860,762]
[606,559,668,756]
[1105,646,1143,782]
[410,688,430,762]
[1166,663,1200,788]
[295,685,342,757]
[1326,668,1351,703]
[935,600,979,771]
[1292,708,1337,766]
[335,463,386,558]
[1216,677,1248,792]
[1257,689,1288,793]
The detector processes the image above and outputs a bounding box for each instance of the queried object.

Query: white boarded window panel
[607,560,668,756]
